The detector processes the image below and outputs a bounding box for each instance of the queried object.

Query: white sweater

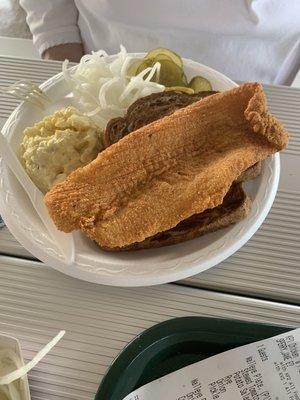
[20,0,300,85]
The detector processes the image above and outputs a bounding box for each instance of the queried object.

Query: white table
[0,36,39,60]
[0,255,299,400]
[1,56,300,304]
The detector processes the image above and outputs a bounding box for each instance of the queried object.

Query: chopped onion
[0,330,65,386]
[62,46,165,129]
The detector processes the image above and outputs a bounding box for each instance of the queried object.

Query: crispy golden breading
[102,183,252,251]
[44,83,288,248]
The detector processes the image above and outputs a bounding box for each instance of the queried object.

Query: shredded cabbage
[62,45,165,129]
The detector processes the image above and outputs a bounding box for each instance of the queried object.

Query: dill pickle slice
[152,53,174,63]
[127,59,144,76]
[158,59,187,87]
[135,59,153,74]
[181,71,188,86]
[189,76,212,92]
[145,48,183,68]
[129,56,188,87]
[165,86,194,94]
[153,55,188,87]
[135,59,160,81]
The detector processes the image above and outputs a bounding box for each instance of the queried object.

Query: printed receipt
[123,328,300,400]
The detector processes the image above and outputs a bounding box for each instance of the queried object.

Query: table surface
[0,55,300,400]
[1,56,300,304]
[1,255,300,400]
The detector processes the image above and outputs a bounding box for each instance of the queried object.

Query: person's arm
[20,0,83,61]
[43,43,84,62]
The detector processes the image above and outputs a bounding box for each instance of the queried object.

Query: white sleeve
[20,0,82,56]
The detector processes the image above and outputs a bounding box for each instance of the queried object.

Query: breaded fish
[45,83,288,248]
[103,183,252,251]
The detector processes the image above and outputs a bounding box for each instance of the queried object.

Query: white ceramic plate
[0,54,279,286]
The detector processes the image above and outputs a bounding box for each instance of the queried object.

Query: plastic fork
[0,79,50,109]
[0,133,75,264]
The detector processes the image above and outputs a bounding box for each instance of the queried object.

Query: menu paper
[123,328,300,400]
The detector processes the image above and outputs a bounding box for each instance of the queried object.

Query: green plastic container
[95,316,293,400]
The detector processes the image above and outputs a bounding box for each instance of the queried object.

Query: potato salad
[20,107,103,193]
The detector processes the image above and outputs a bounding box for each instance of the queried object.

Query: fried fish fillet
[103,183,252,251]
[45,83,288,248]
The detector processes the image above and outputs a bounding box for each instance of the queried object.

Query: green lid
[95,316,293,400]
